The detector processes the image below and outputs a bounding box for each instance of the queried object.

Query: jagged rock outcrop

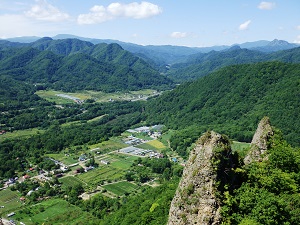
[244,117,274,165]
[167,131,233,225]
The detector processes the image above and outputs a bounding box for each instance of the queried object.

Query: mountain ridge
[2,35,299,67]
[0,41,174,92]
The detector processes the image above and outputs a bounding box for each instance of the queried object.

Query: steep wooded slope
[146,61,300,148]
[0,44,174,92]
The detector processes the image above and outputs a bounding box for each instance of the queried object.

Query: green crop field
[103,181,138,196]
[0,189,22,216]
[12,198,100,225]
[77,166,123,185]
[108,154,139,170]
[60,176,86,188]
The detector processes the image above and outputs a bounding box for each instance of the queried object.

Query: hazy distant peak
[268,39,291,46]
[227,45,242,51]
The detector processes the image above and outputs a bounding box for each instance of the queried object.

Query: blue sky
[0,0,299,46]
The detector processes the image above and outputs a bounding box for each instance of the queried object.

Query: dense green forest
[0,40,174,92]
[221,129,300,225]
[146,61,300,157]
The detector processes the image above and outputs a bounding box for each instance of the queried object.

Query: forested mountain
[30,37,94,55]
[167,46,300,82]
[4,35,299,70]
[0,41,174,92]
[146,61,300,157]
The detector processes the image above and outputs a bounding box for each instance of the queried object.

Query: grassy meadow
[0,128,44,142]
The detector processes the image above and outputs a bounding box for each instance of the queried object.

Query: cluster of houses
[126,125,163,137]
[124,136,144,145]
[119,146,164,158]
[48,158,69,172]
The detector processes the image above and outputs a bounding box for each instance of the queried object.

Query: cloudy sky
[0,0,300,46]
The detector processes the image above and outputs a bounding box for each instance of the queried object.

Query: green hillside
[0,45,174,92]
[146,61,300,156]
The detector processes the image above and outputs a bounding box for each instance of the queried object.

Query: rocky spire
[244,117,274,165]
[167,131,232,225]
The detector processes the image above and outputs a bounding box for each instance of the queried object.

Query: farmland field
[36,89,160,104]
[104,153,139,170]
[77,166,123,185]
[103,181,138,196]
[12,198,100,225]
[59,176,86,188]
[0,189,21,216]
[136,139,167,151]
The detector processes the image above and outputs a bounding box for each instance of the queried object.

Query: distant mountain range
[1,35,300,89]
[2,34,299,67]
[166,45,300,82]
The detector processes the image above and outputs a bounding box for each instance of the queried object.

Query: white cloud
[0,14,59,38]
[170,32,188,39]
[296,25,300,30]
[25,0,70,22]
[258,2,276,10]
[294,35,300,44]
[78,1,162,25]
[239,20,251,31]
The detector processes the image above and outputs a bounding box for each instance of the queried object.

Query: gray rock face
[167,131,230,225]
[244,117,274,165]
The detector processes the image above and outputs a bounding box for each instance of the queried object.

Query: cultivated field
[103,181,138,196]
[101,153,139,170]
[0,189,21,216]
[77,166,123,186]
[12,198,99,225]
[59,176,86,188]
[36,89,160,104]
[136,139,167,151]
